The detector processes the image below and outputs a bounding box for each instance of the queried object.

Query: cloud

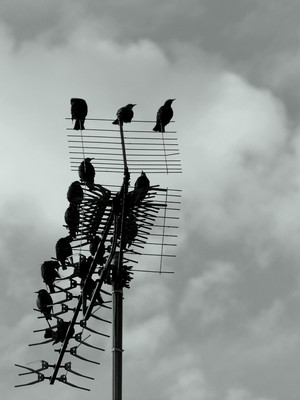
[166,367,212,400]
[2,4,300,400]
[179,261,238,325]
[225,388,273,400]
[149,352,213,400]
[179,71,300,267]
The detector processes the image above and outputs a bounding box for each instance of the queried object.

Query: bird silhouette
[55,236,73,270]
[89,235,105,265]
[70,98,88,130]
[134,170,150,190]
[67,181,84,205]
[112,104,136,125]
[36,289,53,319]
[78,158,95,189]
[75,255,93,280]
[64,203,80,238]
[81,276,103,305]
[52,320,75,344]
[44,327,53,339]
[41,261,60,293]
[122,213,138,249]
[133,171,150,204]
[153,99,175,132]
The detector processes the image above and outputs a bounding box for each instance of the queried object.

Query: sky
[2,0,300,399]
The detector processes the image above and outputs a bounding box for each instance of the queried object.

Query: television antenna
[15,106,182,399]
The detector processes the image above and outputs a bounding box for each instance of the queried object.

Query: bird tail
[45,313,52,320]
[112,119,119,125]
[44,328,54,339]
[48,284,55,293]
[74,120,85,130]
[153,124,163,132]
[61,261,67,270]
[86,181,94,191]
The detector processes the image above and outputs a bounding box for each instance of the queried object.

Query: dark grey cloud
[3,0,299,62]
[3,0,300,125]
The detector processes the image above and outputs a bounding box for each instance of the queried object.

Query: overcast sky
[2,1,300,399]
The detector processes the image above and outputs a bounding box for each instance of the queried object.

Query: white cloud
[179,261,238,325]
[125,314,172,358]
[178,71,300,271]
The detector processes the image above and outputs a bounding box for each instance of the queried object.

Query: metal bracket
[69,346,100,365]
[57,374,90,391]
[64,362,94,380]
[14,362,49,387]
[79,319,110,337]
[74,333,105,351]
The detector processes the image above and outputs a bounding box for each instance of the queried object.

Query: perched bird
[67,181,84,205]
[89,235,105,265]
[75,255,93,280]
[72,255,103,305]
[134,170,150,190]
[122,213,138,249]
[36,289,53,319]
[41,261,60,293]
[133,171,150,204]
[78,158,95,189]
[52,320,75,344]
[55,236,73,270]
[81,276,103,305]
[153,99,175,132]
[70,98,88,130]
[112,104,136,125]
[44,327,53,339]
[64,203,80,238]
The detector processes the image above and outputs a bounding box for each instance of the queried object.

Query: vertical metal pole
[111,119,129,400]
[112,252,123,400]
[119,122,128,171]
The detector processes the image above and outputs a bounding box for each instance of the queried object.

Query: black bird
[72,255,103,305]
[112,104,136,125]
[36,289,53,320]
[55,236,73,270]
[52,320,75,344]
[133,171,150,204]
[41,261,60,293]
[78,158,95,189]
[89,235,105,265]
[122,213,138,249]
[75,255,92,280]
[67,181,84,205]
[70,98,88,130]
[153,99,175,132]
[81,276,103,305]
[134,170,150,190]
[44,327,53,339]
[64,203,80,238]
